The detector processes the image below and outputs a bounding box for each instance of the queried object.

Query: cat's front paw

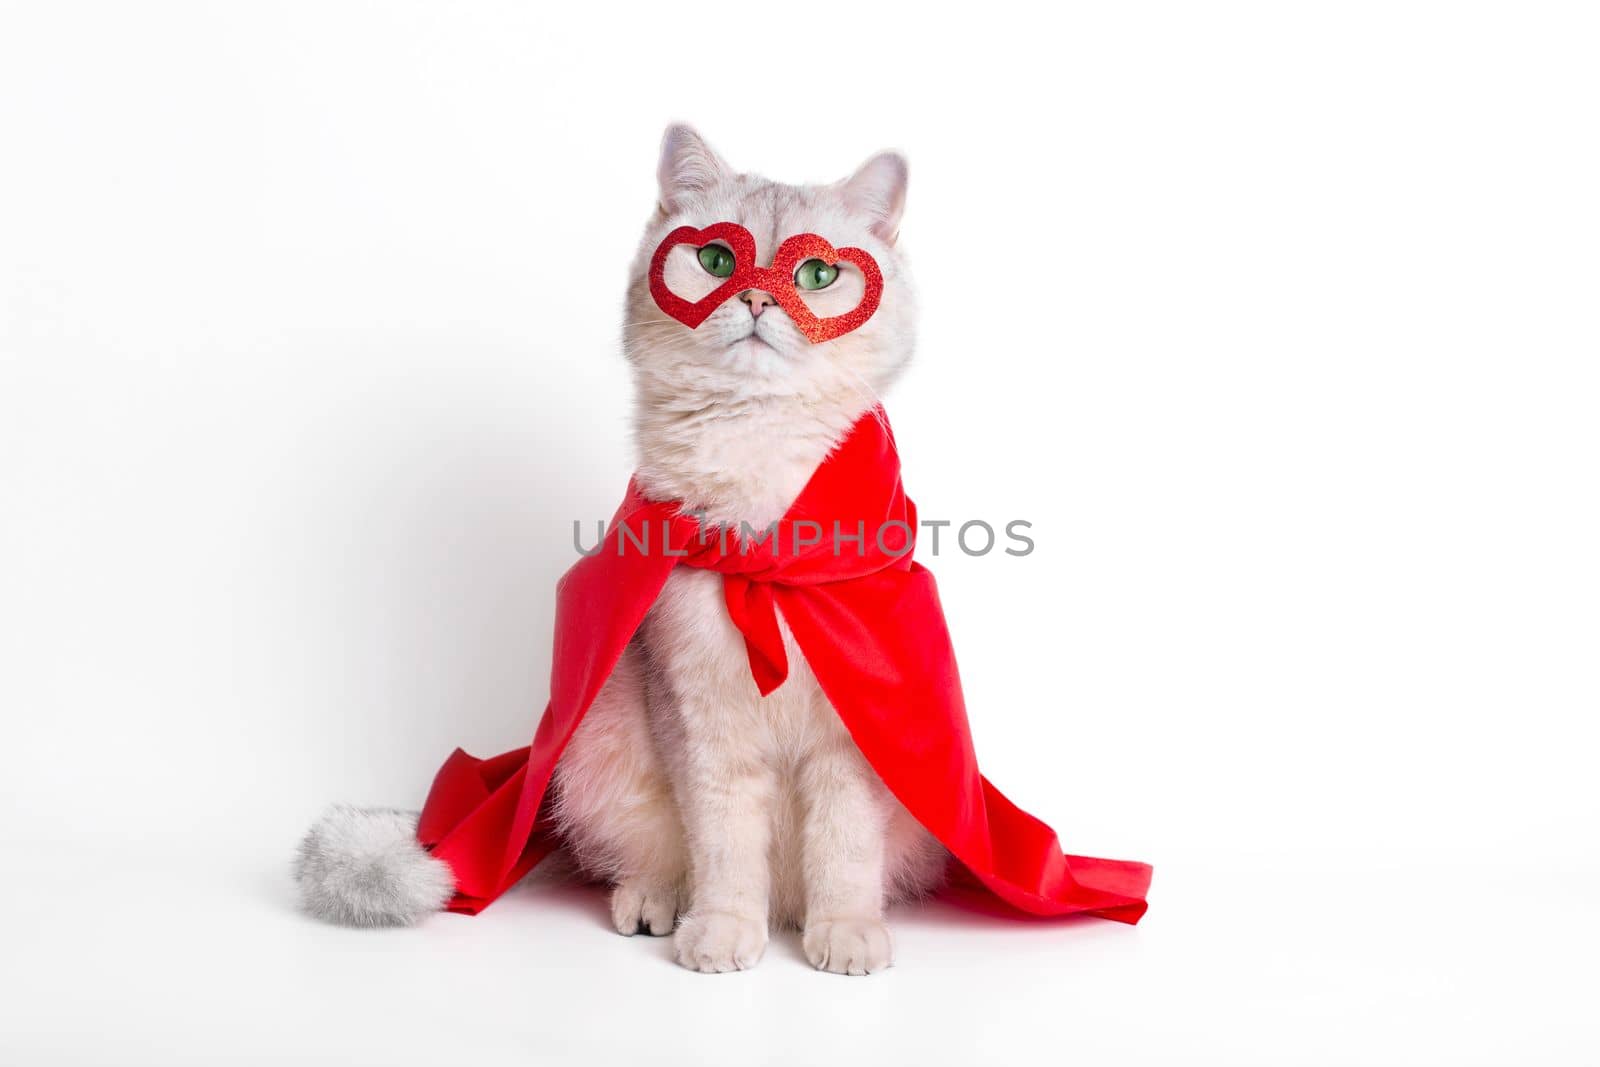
[803,916,894,976]
[610,880,678,936]
[673,911,767,973]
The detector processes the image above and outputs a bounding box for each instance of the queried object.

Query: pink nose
[739,290,776,317]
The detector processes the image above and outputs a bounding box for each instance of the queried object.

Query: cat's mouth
[735,330,783,356]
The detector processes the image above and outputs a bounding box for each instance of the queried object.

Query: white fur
[294,806,455,927]
[553,126,944,975]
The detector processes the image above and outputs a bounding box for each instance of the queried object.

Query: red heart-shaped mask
[648,223,884,343]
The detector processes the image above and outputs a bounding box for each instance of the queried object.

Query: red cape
[416,410,1151,923]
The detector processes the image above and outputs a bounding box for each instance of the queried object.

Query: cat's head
[624,125,915,411]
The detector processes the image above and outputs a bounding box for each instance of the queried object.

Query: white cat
[297,125,944,975]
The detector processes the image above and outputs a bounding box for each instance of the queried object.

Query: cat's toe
[673,911,766,973]
[803,916,894,975]
[610,881,678,936]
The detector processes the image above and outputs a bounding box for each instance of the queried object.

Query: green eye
[795,259,839,291]
[697,245,736,278]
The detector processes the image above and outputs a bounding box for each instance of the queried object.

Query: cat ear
[657,124,732,214]
[840,151,909,244]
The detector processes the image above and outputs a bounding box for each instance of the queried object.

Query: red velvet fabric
[416,410,1152,923]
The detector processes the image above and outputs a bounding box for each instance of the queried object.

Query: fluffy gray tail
[294,805,455,927]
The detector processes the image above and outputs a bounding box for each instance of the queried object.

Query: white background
[2,2,1597,1064]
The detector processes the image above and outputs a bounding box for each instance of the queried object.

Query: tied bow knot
[613,504,920,696]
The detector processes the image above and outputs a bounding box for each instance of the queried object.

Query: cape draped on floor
[416,409,1151,923]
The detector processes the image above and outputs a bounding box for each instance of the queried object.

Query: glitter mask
[648,223,884,343]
